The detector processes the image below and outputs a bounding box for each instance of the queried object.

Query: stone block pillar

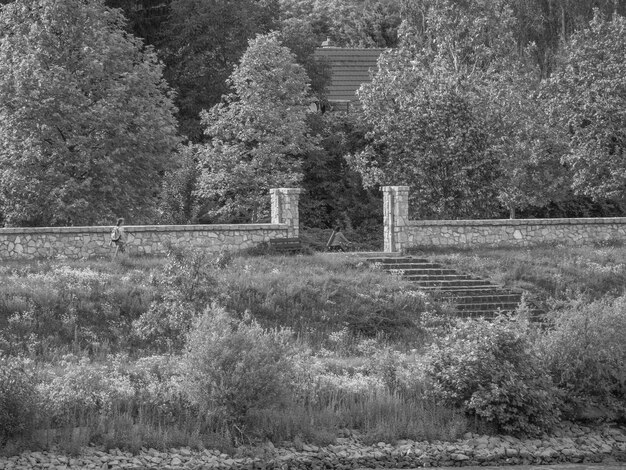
[382,186,409,252]
[270,188,303,238]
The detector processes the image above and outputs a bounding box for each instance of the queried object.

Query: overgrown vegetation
[416,242,626,302]
[1,246,624,455]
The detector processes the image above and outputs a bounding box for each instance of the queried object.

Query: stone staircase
[365,255,532,318]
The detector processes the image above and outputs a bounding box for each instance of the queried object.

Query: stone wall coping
[381,186,410,192]
[270,188,304,194]
[408,217,626,227]
[0,223,286,235]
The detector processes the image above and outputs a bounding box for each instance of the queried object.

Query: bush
[36,355,134,427]
[127,355,193,426]
[425,315,561,436]
[0,356,37,443]
[132,248,220,352]
[539,295,626,413]
[181,305,298,439]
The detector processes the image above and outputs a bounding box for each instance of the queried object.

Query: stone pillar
[382,186,409,253]
[270,188,303,238]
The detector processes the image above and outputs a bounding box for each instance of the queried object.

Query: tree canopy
[545,11,626,205]
[0,0,180,227]
[195,33,319,223]
[351,0,626,219]
[2,0,626,228]
[159,0,280,140]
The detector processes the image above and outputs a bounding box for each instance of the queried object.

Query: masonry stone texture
[3,185,626,259]
[0,188,302,260]
[382,186,626,252]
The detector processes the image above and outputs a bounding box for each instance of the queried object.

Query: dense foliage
[539,295,626,414]
[2,0,626,226]
[425,315,561,436]
[545,12,626,206]
[0,356,37,444]
[183,306,298,435]
[0,0,179,226]
[195,33,318,223]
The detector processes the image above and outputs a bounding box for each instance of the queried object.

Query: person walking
[326,226,352,252]
[109,217,127,258]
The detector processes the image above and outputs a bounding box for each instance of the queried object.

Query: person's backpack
[110,226,121,242]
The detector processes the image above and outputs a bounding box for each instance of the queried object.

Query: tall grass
[0,252,432,357]
[4,244,622,454]
[414,242,626,302]
[0,250,453,454]
[218,254,429,346]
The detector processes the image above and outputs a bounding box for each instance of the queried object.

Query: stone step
[364,255,540,319]
[411,279,499,288]
[454,310,510,319]
[378,263,445,271]
[402,274,476,282]
[379,267,459,275]
[455,309,545,321]
[454,302,522,312]
[367,257,431,264]
[412,286,508,294]
[347,252,403,258]
[438,293,523,304]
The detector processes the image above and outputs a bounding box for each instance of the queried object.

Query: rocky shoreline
[1,422,625,470]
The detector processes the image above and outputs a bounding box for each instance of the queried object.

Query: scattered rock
[1,423,625,469]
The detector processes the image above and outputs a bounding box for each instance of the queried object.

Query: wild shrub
[425,315,561,436]
[132,248,219,351]
[157,246,219,305]
[127,355,193,425]
[538,295,626,412]
[36,355,134,427]
[0,263,155,356]
[0,355,37,444]
[182,305,298,440]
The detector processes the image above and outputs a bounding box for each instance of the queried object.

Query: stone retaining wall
[0,188,303,260]
[382,186,626,252]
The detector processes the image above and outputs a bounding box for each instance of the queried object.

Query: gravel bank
[1,422,625,469]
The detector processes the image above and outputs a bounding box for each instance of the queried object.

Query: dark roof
[314,47,385,103]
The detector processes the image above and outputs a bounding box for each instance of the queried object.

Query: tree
[278,0,400,102]
[353,0,577,219]
[0,0,180,226]
[545,11,626,205]
[280,0,401,49]
[475,62,570,218]
[105,0,171,46]
[353,55,501,219]
[195,33,319,223]
[352,0,520,219]
[158,143,202,224]
[509,0,626,77]
[161,0,279,141]
[300,111,382,230]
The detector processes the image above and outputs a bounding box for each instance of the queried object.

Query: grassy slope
[2,246,625,453]
[411,243,626,303]
[0,252,432,357]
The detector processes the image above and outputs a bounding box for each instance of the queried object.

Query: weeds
[2,245,625,453]
[420,244,626,301]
